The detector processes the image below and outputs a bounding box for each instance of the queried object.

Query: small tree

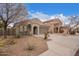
[0,3,28,38]
[44,32,49,40]
[68,16,79,34]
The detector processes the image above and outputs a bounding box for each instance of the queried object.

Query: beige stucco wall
[14,18,64,35]
[39,25,49,34]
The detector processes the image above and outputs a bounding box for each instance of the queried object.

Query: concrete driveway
[36,34,79,56]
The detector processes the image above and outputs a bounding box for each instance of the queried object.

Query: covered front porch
[15,23,40,35]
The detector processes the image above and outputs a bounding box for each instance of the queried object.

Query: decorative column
[31,25,33,35]
[38,26,39,35]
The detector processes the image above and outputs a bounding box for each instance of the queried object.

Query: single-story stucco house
[14,18,67,35]
[14,18,49,35]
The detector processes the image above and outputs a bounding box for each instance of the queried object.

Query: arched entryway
[33,26,38,35]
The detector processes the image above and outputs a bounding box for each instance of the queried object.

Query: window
[24,25,27,31]
[20,26,23,32]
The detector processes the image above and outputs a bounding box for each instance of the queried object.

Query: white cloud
[50,14,66,24]
[28,11,50,21]
[50,14,70,25]
[28,11,70,25]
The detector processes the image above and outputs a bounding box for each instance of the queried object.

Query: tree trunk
[3,23,7,38]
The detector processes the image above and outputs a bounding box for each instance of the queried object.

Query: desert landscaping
[0,3,79,56]
[0,36,48,56]
[0,33,79,56]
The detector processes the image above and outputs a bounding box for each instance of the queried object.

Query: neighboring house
[44,18,63,33]
[14,18,63,35]
[59,25,70,34]
[74,25,79,33]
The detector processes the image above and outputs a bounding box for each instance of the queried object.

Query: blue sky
[24,3,79,23]
[25,3,79,16]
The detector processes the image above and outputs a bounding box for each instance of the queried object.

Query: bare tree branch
[0,3,28,38]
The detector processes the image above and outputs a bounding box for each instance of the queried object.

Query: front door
[33,26,38,35]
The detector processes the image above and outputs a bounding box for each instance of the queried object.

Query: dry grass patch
[0,36,48,56]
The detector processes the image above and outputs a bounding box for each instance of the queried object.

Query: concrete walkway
[36,34,79,56]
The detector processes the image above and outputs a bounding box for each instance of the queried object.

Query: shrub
[44,32,49,40]
[5,39,16,45]
[69,30,75,35]
[77,30,79,33]
[15,34,20,38]
[59,29,64,33]
[0,43,5,47]
[26,30,32,36]
[24,45,35,51]
[15,32,21,38]
[0,40,5,47]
